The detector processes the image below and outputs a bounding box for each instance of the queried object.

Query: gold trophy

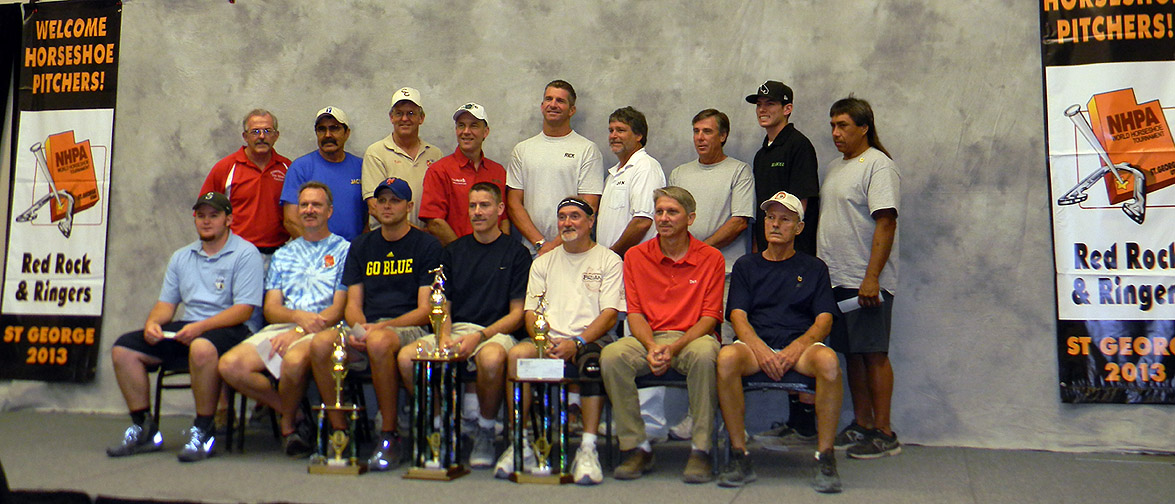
[509,293,572,484]
[404,266,469,481]
[309,323,366,475]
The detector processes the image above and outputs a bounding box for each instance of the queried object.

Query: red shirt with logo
[200,147,292,249]
[418,149,507,238]
[623,234,725,332]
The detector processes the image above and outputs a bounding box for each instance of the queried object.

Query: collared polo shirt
[418,148,507,238]
[623,234,725,332]
[360,133,443,229]
[160,232,264,328]
[200,147,292,249]
[598,148,665,249]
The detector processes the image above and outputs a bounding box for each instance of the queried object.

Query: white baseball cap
[452,102,488,124]
[390,87,422,109]
[315,106,350,128]
[760,190,804,220]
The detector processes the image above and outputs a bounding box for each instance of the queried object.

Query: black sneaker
[847,429,901,459]
[106,419,163,457]
[717,450,757,488]
[811,449,842,493]
[282,420,315,459]
[755,422,817,452]
[833,421,869,450]
[177,425,215,462]
[367,431,402,471]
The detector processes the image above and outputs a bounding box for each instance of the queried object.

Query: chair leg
[153,370,164,429]
[225,388,236,453]
[236,391,248,452]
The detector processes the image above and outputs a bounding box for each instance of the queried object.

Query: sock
[788,395,817,436]
[193,415,214,432]
[637,440,652,452]
[581,433,597,448]
[130,409,148,427]
[478,416,495,430]
[462,392,479,421]
[568,391,581,407]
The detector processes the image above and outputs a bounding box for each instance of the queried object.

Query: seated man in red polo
[600,186,725,484]
[716,190,843,493]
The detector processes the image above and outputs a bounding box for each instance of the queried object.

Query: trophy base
[403,465,470,481]
[308,463,367,475]
[509,472,573,485]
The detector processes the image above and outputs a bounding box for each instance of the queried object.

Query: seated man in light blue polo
[107,191,263,462]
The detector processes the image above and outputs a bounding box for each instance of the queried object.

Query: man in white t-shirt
[505,80,605,256]
[497,197,624,485]
[599,106,666,258]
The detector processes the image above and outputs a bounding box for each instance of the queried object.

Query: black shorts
[113,321,251,371]
[831,287,894,354]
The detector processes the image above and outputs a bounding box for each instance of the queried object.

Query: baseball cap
[745,80,793,105]
[375,177,412,201]
[759,190,803,220]
[453,102,488,124]
[193,191,232,214]
[390,87,422,109]
[315,106,350,128]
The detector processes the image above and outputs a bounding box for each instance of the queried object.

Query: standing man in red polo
[600,186,725,484]
[419,103,508,245]
[201,108,292,259]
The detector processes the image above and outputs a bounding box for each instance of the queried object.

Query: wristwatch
[572,336,586,351]
[533,239,546,252]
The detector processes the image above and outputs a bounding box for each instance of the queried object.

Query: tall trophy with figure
[309,322,366,475]
[404,265,470,481]
[510,293,572,484]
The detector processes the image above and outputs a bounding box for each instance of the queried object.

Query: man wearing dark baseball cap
[106,190,263,462]
[746,80,822,450]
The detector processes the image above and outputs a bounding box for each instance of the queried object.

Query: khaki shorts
[416,322,516,372]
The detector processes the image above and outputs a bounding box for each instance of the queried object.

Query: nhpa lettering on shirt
[366,259,413,276]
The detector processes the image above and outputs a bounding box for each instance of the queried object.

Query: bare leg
[111,346,161,412]
[845,353,873,429]
[796,345,843,452]
[716,344,759,453]
[475,343,506,420]
[218,344,280,411]
[189,339,222,417]
[278,341,312,434]
[863,352,894,435]
[366,328,403,432]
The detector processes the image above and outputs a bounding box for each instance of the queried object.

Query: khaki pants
[600,331,719,451]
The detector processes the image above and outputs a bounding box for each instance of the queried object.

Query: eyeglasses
[315,124,345,134]
[391,110,419,119]
[246,128,276,136]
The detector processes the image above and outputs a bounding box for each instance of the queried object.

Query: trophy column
[404,265,470,481]
[509,294,572,484]
[309,323,367,475]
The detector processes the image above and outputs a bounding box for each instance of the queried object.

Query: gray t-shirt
[669,156,755,273]
[506,131,605,248]
[816,147,900,293]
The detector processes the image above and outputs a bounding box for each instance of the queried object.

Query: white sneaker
[493,443,536,479]
[571,444,603,485]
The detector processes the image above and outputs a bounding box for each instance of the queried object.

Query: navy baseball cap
[375,177,412,200]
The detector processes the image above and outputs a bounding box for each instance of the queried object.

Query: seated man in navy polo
[106,191,263,462]
[715,190,844,493]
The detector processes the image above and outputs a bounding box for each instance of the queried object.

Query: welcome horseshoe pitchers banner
[1,0,121,382]
[1040,1,1175,403]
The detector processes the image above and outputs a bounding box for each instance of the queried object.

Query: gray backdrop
[2,0,1171,453]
